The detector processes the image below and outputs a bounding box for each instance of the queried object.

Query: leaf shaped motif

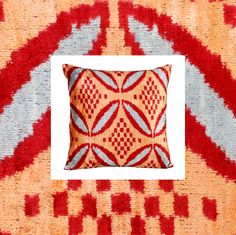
[64,143,90,170]
[121,71,146,92]
[91,100,119,136]
[91,70,119,92]
[91,144,118,166]
[124,145,152,167]
[154,144,172,168]
[154,106,167,137]
[122,100,152,137]
[152,67,169,92]
[68,67,85,93]
[70,104,89,135]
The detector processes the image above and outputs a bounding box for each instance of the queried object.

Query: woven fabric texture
[63,64,172,169]
[0,1,236,234]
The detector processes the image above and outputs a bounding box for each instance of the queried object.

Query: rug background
[0,1,235,234]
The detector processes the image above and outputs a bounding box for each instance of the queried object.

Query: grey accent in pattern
[92,146,117,166]
[125,147,151,166]
[128,16,236,161]
[155,146,170,167]
[128,16,174,54]
[123,103,151,135]
[93,70,118,89]
[54,17,101,55]
[185,62,236,161]
[92,102,119,134]
[0,17,101,159]
[64,145,89,169]
[155,112,166,134]
[69,68,83,91]
[71,106,88,133]
[122,71,145,89]
[153,68,168,88]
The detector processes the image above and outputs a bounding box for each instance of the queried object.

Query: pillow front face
[63,64,173,170]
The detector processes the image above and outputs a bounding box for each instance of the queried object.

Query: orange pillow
[62,64,173,169]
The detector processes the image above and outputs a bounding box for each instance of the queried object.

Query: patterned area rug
[0,1,235,234]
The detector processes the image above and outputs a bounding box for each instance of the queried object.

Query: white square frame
[51,55,185,179]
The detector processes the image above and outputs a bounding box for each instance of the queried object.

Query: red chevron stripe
[0,1,109,114]
[186,109,236,181]
[119,2,236,117]
[0,2,109,180]
[0,109,50,180]
[119,2,236,180]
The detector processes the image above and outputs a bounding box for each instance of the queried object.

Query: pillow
[62,64,173,170]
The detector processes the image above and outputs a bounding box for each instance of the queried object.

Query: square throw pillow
[62,64,173,170]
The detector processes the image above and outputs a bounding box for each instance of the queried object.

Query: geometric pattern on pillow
[63,64,173,169]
